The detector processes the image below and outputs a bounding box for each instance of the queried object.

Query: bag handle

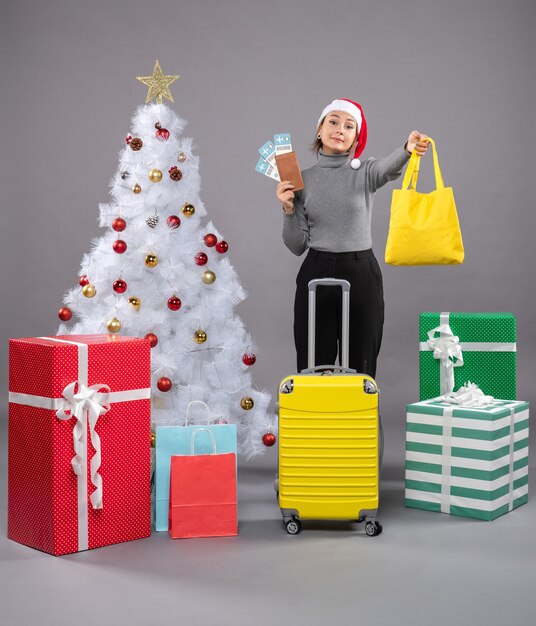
[190,428,217,455]
[407,153,421,190]
[401,137,445,191]
[185,400,211,426]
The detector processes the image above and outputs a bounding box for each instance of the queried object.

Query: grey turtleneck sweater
[282,147,410,255]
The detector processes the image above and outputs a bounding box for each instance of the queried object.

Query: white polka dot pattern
[7,334,152,556]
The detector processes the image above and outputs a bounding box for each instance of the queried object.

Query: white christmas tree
[57,62,276,457]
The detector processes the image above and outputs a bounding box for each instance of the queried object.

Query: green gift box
[405,397,529,521]
[419,312,517,401]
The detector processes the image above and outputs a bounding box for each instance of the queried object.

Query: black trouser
[294,248,384,378]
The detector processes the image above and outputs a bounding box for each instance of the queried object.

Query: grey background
[1,1,535,625]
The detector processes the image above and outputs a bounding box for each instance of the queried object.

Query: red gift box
[8,334,151,556]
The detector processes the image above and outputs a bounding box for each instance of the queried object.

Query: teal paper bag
[154,402,237,531]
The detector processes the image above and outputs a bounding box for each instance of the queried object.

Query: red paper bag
[168,430,237,539]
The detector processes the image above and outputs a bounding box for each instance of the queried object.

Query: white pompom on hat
[317,98,368,170]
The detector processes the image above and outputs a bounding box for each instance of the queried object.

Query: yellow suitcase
[277,279,382,536]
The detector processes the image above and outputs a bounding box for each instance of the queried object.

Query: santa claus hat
[317,98,368,170]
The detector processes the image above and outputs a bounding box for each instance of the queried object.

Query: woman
[277,98,429,377]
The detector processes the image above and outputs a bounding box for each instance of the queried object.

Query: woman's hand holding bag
[384,137,464,266]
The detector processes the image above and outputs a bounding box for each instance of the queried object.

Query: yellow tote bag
[384,138,464,265]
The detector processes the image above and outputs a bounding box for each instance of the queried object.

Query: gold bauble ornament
[107,317,121,333]
[148,168,163,182]
[194,330,207,344]
[202,270,216,285]
[178,151,187,163]
[133,183,142,194]
[182,203,195,217]
[82,284,97,298]
[145,253,159,268]
[128,296,141,310]
[150,432,156,448]
[240,396,254,411]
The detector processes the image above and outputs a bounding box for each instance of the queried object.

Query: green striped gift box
[419,312,516,401]
[405,398,529,521]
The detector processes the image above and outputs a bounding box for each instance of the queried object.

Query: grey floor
[1,416,535,626]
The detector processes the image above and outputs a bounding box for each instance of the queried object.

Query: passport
[274,151,304,191]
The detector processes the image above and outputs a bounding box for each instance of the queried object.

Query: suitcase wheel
[286,518,302,535]
[365,521,382,537]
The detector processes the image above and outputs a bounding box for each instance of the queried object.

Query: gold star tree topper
[137,60,180,104]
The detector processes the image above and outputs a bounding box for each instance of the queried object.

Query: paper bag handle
[185,400,211,426]
[190,428,217,455]
[401,137,445,192]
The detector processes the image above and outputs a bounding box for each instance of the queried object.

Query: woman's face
[318,111,358,155]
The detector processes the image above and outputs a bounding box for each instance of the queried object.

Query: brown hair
[312,123,323,155]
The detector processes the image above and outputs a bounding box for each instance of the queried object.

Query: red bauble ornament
[195,252,208,266]
[157,377,172,392]
[242,353,257,366]
[79,275,89,287]
[263,433,276,447]
[166,215,181,229]
[113,278,127,293]
[112,217,126,232]
[216,240,229,254]
[113,239,127,254]
[58,307,72,321]
[144,333,158,348]
[156,127,170,141]
[167,295,182,311]
[204,233,217,248]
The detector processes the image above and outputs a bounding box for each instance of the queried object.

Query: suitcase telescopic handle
[307,278,351,371]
